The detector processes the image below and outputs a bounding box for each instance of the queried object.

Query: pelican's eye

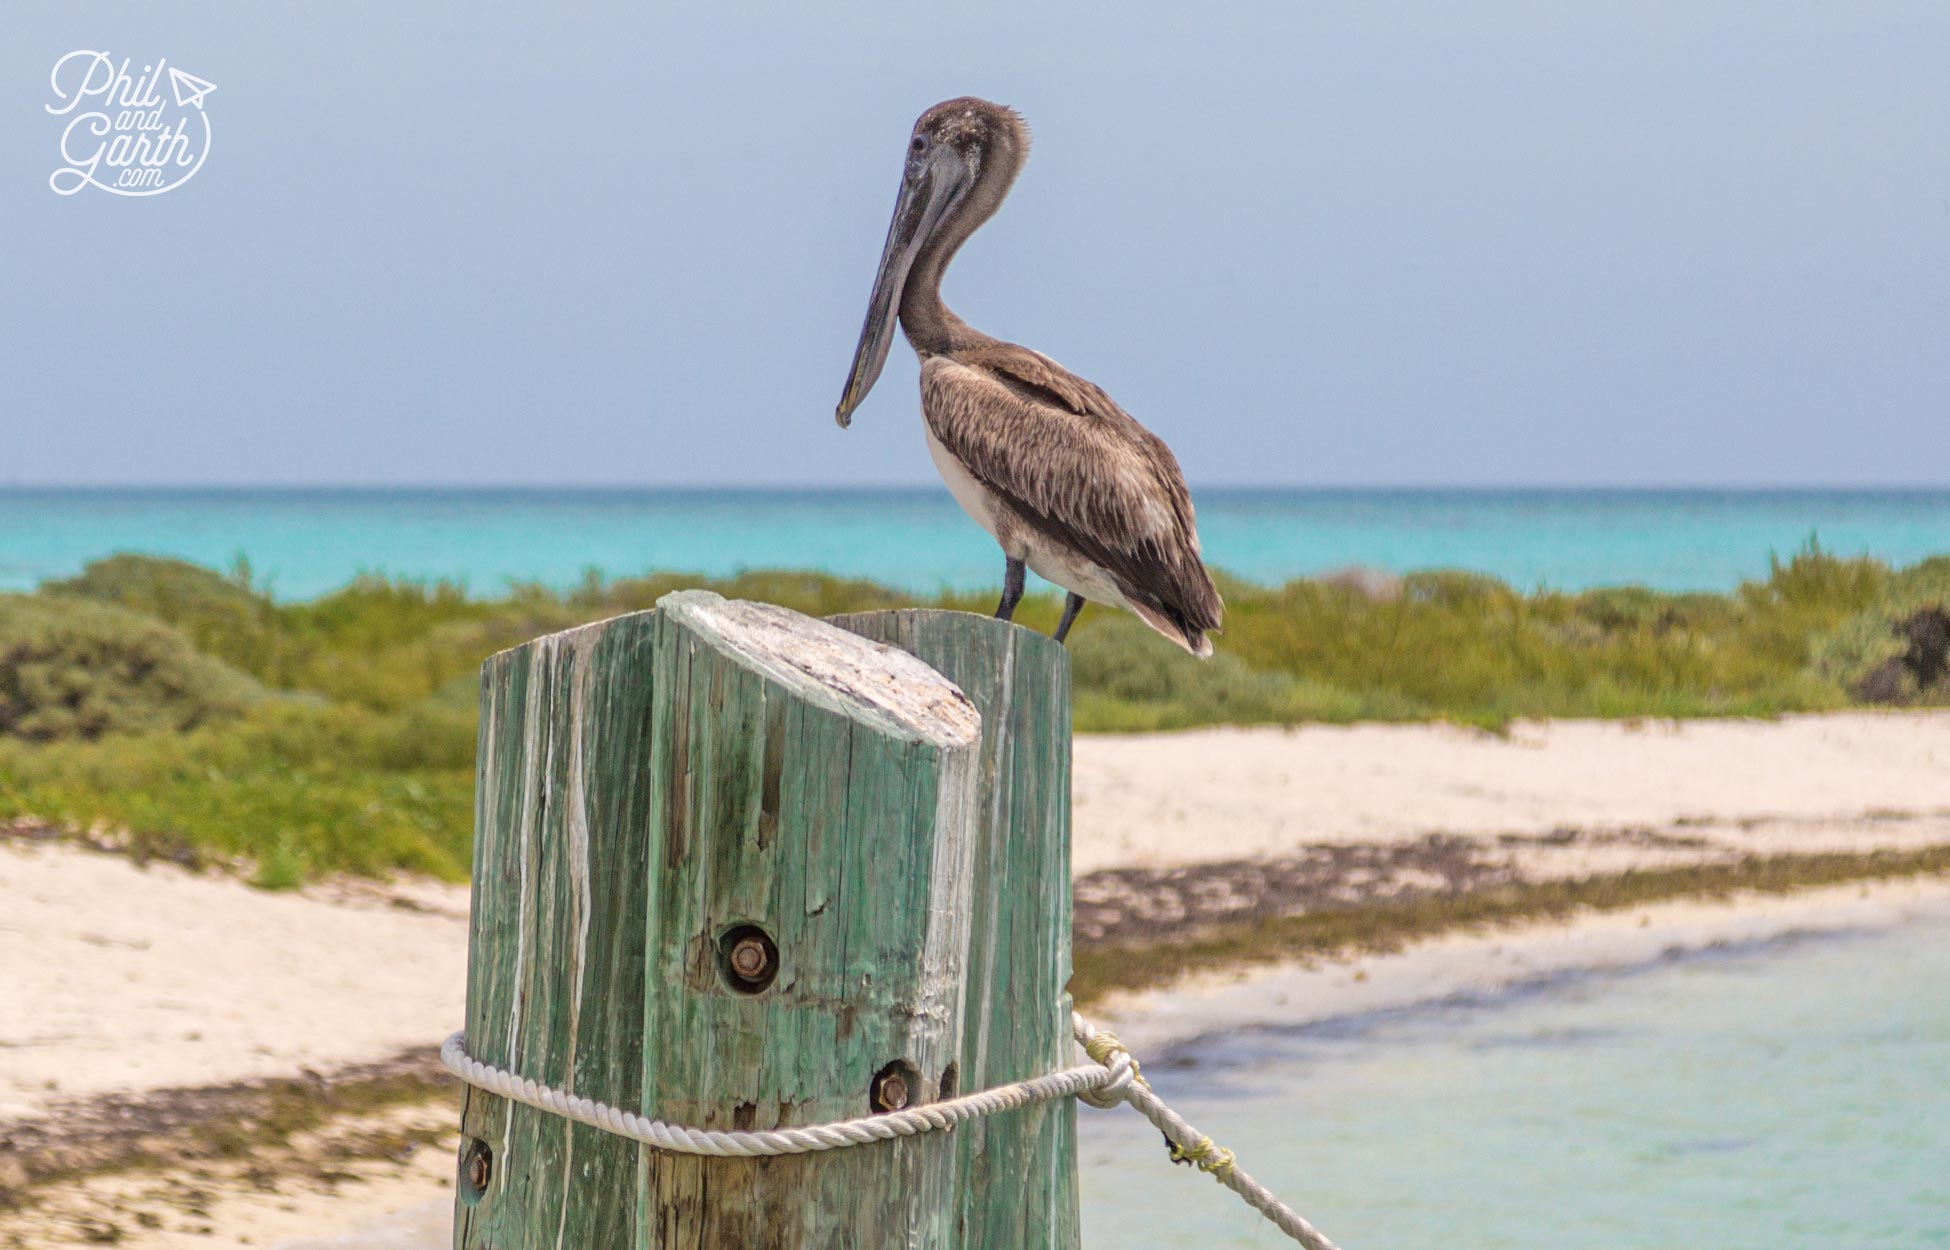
[910,133,928,153]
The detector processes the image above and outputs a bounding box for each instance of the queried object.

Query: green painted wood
[457,610,661,1250]
[456,595,989,1249]
[828,611,1080,1250]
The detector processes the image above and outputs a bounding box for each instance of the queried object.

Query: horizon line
[7,481,1950,494]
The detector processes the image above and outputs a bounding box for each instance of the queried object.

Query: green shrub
[47,554,283,677]
[0,701,476,880]
[0,594,262,741]
[1812,556,1950,704]
[1761,541,1889,610]
[1068,614,1375,730]
[1400,569,1512,607]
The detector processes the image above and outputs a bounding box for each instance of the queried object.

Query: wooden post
[829,610,1079,1250]
[455,593,1015,1248]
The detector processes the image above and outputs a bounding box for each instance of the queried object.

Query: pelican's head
[835,97,1030,428]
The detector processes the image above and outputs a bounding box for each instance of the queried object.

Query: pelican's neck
[899,144,1023,356]
[897,263,970,355]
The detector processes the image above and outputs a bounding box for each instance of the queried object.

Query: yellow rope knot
[1081,1028,1138,1080]
[1076,1025,1143,1108]
[1167,1133,1238,1181]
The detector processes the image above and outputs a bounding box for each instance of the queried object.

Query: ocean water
[1079,917,1950,1249]
[3,488,1948,600]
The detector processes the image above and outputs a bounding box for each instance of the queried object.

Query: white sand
[1072,712,1950,872]
[0,842,469,1121]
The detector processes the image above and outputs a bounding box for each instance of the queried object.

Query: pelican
[835,97,1223,656]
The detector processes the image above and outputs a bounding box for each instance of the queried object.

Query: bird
[834,97,1223,656]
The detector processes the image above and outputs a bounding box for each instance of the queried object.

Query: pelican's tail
[1128,599,1219,659]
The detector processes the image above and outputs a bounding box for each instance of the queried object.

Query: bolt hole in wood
[938,1061,958,1101]
[459,1136,493,1206]
[870,1059,920,1113]
[718,923,780,993]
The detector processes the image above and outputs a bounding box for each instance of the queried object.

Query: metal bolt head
[719,924,780,993]
[459,1137,493,1205]
[729,936,770,981]
[871,1066,912,1113]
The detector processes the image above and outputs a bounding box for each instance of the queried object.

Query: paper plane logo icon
[168,67,217,110]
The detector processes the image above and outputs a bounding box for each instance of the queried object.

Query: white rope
[1070,1014,1342,1250]
[441,1013,1343,1250]
[439,1027,1127,1157]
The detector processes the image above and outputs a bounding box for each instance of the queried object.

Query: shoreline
[1087,873,1950,1058]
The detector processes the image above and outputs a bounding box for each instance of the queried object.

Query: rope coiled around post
[441,1013,1342,1250]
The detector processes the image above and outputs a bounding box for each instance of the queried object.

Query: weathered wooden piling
[455,594,1078,1248]
[831,610,1079,1249]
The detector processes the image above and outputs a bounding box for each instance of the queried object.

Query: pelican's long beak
[835,146,970,427]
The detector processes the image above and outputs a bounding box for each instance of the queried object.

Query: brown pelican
[835,97,1223,656]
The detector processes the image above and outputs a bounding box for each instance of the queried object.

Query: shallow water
[6,487,1949,598]
[1080,921,1950,1249]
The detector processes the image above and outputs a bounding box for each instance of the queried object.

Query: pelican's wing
[921,344,1223,647]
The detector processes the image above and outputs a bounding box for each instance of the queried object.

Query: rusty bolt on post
[870,1061,916,1113]
[719,924,780,993]
[730,937,770,981]
[460,1137,493,1205]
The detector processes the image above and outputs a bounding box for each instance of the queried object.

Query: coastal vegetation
[0,593,262,742]
[1,547,1945,883]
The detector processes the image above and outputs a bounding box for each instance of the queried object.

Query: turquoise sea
[1080,915,1950,1249]
[5,488,1949,600]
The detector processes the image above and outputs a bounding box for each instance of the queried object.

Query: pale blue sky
[4,3,1946,487]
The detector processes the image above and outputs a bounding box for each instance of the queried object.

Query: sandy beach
[4,712,1949,1247]
[1071,712,1950,872]
[0,850,466,1122]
